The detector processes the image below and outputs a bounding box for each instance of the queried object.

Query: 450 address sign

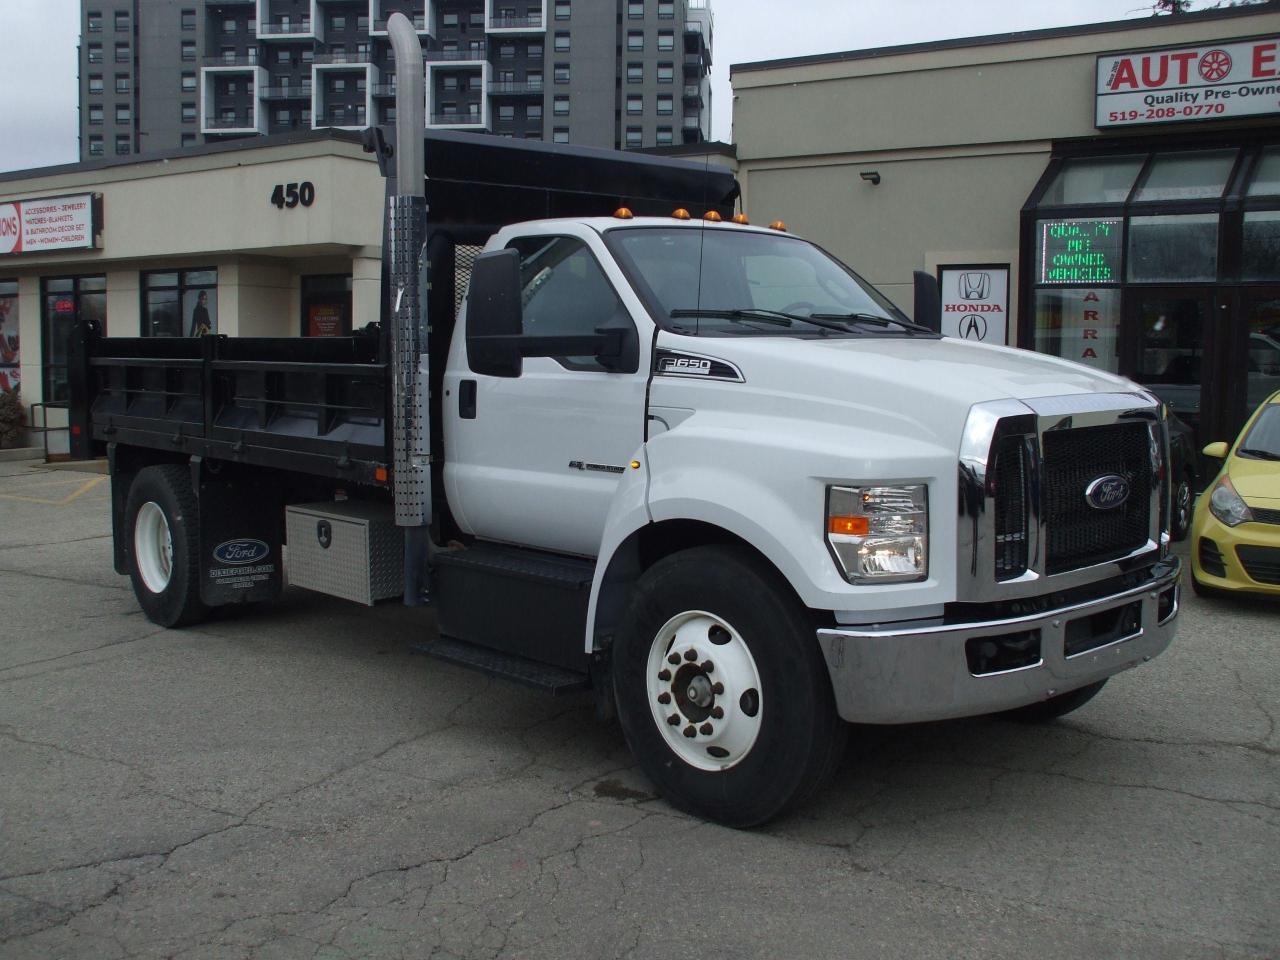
[269,181,316,210]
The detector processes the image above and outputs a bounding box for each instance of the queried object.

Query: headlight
[827,484,928,583]
[1208,476,1253,527]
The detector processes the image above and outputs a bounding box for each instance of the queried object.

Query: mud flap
[197,471,284,607]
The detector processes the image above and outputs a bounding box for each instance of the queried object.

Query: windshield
[1239,403,1280,460]
[607,226,910,337]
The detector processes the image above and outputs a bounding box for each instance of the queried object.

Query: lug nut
[658,669,671,681]
[711,707,724,719]
[712,682,724,695]
[700,660,714,673]
[657,692,671,705]
[667,653,680,666]
[683,725,697,738]
[667,714,681,725]
[699,723,713,735]
[684,649,698,662]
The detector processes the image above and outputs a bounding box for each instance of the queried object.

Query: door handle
[459,379,477,419]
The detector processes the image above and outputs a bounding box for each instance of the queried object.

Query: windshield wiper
[808,312,935,335]
[669,308,863,335]
[1238,447,1280,461]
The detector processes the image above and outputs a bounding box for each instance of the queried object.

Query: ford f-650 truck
[67,15,1180,826]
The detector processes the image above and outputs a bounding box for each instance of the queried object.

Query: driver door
[444,230,649,558]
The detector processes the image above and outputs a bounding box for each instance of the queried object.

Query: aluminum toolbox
[285,501,403,606]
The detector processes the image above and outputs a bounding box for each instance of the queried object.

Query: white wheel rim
[645,610,763,772]
[134,501,174,594]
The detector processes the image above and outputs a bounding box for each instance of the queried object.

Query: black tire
[1171,477,1192,542]
[1000,679,1107,723]
[124,464,209,628]
[612,545,847,827]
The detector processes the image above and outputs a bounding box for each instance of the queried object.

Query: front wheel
[1171,477,1192,542]
[124,464,209,628]
[612,546,846,827]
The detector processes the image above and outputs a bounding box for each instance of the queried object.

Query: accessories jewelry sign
[0,194,100,256]
[938,265,1009,345]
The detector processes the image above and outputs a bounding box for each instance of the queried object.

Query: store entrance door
[1126,288,1222,459]
[1240,288,1280,427]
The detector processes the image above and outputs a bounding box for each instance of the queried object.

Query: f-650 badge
[654,350,744,382]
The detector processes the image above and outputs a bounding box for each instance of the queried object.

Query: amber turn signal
[828,515,870,537]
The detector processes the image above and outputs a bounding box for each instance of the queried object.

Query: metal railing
[259,85,312,99]
[488,15,543,29]
[258,20,312,35]
[371,83,398,96]
[373,16,427,31]
[430,112,483,125]
[204,53,259,66]
[205,113,255,129]
[488,80,543,95]
[315,112,368,126]
[312,50,372,64]
[425,44,487,60]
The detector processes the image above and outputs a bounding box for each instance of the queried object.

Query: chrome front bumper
[816,559,1180,724]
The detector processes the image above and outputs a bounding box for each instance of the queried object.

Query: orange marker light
[704,210,723,222]
[828,516,870,537]
[769,220,788,232]
[731,214,750,225]
[614,207,635,219]
[672,208,691,220]
[374,467,389,483]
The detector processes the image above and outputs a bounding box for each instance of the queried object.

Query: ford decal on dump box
[67,13,1179,829]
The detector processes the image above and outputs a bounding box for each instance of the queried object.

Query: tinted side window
[506,235,631,372]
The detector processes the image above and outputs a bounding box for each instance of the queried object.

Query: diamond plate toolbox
[286,501,404,606]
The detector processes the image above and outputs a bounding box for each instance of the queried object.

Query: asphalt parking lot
[0,456,1277,960]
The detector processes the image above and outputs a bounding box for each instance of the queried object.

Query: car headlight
[827,484,928,583]
[1208,476,1253,527]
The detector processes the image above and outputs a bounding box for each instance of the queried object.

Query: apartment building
[77,0,714,160]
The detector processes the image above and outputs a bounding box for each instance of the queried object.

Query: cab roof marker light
[769,220,787,232]
[614,207,635,220]
[731,214,750,225]
[672,208,691,220]
[703,210,723,222]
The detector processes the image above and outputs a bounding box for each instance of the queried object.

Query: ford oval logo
[213,539,270,565]
[1085,475,1130,511]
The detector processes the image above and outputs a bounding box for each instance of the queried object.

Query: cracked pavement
[0,457,1277,959]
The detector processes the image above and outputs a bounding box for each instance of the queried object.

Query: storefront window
[1242,212,1280,282]
[1134,296,1208,424]
[1126,214,1218,283]
[1033,288,1121,374]
[301,275,352,336]
[1132,149,1236,202]
[1246,147,1280,197]
[1038,156,1143,206]
[0,281,18,393]
[41,276,106,406]
[142,269,217,337]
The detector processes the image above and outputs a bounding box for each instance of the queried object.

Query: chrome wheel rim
[645,610,763,772]
[134,501,173,594]
[1176,481,1191,533]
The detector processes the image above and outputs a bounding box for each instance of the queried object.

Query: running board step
[411,636,591,695]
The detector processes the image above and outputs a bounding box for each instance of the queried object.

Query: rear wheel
[612,545,846,827]
[1000,679,1107,723]
[125,464,208,628]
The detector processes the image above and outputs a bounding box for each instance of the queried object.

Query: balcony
[682,115,700,129]
[313,50,372,64]
[258,20,315,39]
[682,83,702,104]
[488,80,543,96]
[489,15,541,29]
[426,44,488,61]
[371,83,398,97]
[315,110,368,127]
[684,20,704,34]
[205,112,255,130]
[373,15,427,31]
[260,85,312,99]
[430,111,484,126]
[205,53,259,67]
[485,2,547,34]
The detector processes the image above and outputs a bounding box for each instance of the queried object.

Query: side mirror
[466,249,524,378]
[1202,441,1229,459]
[912,270,942,334]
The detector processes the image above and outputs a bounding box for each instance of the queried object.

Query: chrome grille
[992,435,1029,579]
[1042,423,1152,575]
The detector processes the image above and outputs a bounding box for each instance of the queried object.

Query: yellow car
[1190,389,1280,598]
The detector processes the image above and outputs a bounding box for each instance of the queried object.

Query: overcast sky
[0,0,1233,173]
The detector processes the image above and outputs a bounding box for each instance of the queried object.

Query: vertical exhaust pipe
[386,12,431,604]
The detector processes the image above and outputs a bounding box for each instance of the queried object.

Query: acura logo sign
[1085,474,1130,510]
[960,315,988,340]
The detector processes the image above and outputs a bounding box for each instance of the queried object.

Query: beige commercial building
[732,4,1280,451]
[0,131,384,448]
